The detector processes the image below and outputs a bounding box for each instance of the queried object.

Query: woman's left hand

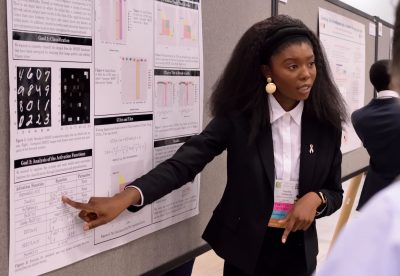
[278,192,322,243]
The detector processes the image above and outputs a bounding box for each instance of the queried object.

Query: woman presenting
[63,14,347,276]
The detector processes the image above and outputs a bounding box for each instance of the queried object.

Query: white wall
[340,0,398,24]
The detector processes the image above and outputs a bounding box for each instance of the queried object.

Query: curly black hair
[210,15,347,141]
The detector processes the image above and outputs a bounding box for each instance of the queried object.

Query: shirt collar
[269,94,304,125]
[377,90,399,99]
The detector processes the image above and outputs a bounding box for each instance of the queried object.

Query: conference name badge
[268,179,299,228]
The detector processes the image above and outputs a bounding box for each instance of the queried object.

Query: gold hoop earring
[265,77,276,94]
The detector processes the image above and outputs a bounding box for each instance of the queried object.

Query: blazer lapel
[299,112,318,195]
[256,124,275,190]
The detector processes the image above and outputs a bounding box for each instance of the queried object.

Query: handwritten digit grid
[61,68,90,126]
[17,67,52,129]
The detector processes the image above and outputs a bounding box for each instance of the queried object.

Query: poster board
[0,1,273,275]
[377,20,394,60]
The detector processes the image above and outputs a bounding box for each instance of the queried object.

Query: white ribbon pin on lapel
[309,144,314,154]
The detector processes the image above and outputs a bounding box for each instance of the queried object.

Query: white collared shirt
[268,94,304,181]
[377,90,400,99]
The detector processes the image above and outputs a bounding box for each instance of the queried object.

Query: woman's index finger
[62,196,91,211]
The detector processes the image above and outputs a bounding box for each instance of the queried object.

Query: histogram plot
[99,0,127,43]
[156,81,174,108]
[120,57,148,103]
[61,68,90,125]
[178,9,198,47]
[160,13,173,36]
[183,20,191,39]
[156,4,176,46]
[178,81,195,106]
[111,161,144,194]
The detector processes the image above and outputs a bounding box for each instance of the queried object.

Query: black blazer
[352,97,400,209]
[128,111,343,274]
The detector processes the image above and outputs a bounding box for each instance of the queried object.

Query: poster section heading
[157,0,199,10]
[94,114,153,126]
[15,149,93,169]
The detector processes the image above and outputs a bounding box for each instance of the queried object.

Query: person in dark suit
[352,59,400,210]
[63,15,346,276]
[316,6,400,274]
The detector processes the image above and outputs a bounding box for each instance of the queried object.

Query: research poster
[319,7,365,153]
[7,0,203,275]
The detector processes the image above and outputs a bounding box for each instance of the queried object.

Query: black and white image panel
[17,67,51,129]
[61,68,90,126]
